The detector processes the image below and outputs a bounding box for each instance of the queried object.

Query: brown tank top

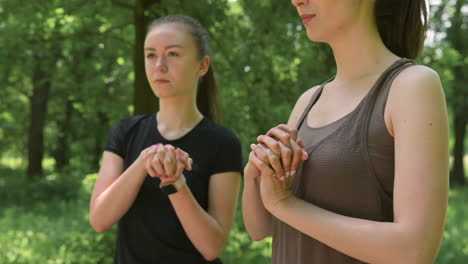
[272,58,416,264]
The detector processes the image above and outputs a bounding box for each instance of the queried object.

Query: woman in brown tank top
[242,1,449,263]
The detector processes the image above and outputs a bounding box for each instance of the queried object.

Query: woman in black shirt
[90,15,242,264]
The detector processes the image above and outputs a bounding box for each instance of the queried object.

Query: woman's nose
[155,56,168,73]
[291,0,306,7]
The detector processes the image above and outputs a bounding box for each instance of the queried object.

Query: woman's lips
[155,79,170,84]
[301,14,316,24]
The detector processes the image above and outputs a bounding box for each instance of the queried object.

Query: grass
[0,158,467,263]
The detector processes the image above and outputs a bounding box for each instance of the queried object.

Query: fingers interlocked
[144,143,193,179]
[250,124,309,181]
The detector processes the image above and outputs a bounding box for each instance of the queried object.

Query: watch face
[161,184,178,195]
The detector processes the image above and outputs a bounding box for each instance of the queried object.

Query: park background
[0,0,467,263]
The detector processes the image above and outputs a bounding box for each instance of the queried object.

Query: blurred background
[0,0,466,263]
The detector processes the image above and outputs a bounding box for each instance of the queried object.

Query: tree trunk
[53,98,73,170]
[446,0,467,186]
[451,109,467,185]
[93,111,110,170]
[27,64,51,178]
[132,0,159,115]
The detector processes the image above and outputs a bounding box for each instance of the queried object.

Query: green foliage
[0,203,116,264]
[1,166,468,263]
[222,185,272,263]
[0,168,116,263]
[0,0,466,262]
[435,187,468,264]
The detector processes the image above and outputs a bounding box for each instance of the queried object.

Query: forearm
[269,196,440,264]
[169,185,228,261]
[242,175,272,241]
[90,159,147,232]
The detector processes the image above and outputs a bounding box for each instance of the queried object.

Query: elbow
[391,253,434,264]
[249,233,268,241]
[89,215,111,233]
[200,246,223,262]
[400,246,438,264]
[387,235,440,264]
[245,226,269,241]
[377,247,434,264]
[90,221,109,233]
[200,235,228,261]
[202,252,219,262]
[91,224,109,233]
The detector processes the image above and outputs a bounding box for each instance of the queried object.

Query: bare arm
[242,86,319,241]
[242,160,272,241]
[260,66,449,263]
[89,150,149,232]
[169,172,241,261]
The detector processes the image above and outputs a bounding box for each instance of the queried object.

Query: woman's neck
[157,95,203,140]
[328,17,399,85]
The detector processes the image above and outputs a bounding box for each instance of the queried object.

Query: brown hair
[375,0,428,59]
[147,15,220,123]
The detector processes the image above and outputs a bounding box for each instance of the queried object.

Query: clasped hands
[248,124,308,211]
[139,143,193,184]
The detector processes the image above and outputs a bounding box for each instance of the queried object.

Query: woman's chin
[305,30,326,43]
[153,91,178,99]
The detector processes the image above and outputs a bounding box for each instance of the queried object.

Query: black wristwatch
[160,175,186,195]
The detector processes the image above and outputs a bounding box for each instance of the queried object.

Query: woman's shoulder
[389,64,443,103]
[110,114,153,134]
[299,85,322,103]
[393,64,441,88]
[386,64,445,134]
[199,118,240,144]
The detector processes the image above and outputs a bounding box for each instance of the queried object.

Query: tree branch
[143,0,161,10]
[209,32,252,94]
[28,23,133,46]
[111,0,134,10]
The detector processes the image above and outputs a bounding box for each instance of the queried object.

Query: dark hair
[375,0,428,59]
[147,15,220,123]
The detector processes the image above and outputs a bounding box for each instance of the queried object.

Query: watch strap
[160,175,186,195]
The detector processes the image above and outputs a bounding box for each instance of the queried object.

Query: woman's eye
[146,53,156,59]
[168,51,179,57]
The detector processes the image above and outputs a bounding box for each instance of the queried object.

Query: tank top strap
[296,77,334,130]
[364,58,416,107]
[360,58,416,132]
[359,58,417,174]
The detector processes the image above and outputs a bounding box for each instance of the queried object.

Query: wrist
[160,173,184,184]
[244,162,260,182]
[133,156,150,177]
[265,191,294,214]
[160,174,187,195]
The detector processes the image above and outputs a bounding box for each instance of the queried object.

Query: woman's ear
[198,56,211,77]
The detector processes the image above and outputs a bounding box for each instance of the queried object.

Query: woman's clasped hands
[139,143,193,184]
[248,124,308,211]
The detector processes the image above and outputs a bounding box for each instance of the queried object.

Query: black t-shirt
[104,114,242,264]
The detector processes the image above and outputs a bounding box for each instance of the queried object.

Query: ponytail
[197,65,220,123]
[375,0,428,59]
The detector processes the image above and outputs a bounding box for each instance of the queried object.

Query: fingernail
[281,176,285,181]
[291,170,296,176]
[286,172,290,178]
[155,143,162,147]
[250,144,255,149]
[272,173,276,177]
